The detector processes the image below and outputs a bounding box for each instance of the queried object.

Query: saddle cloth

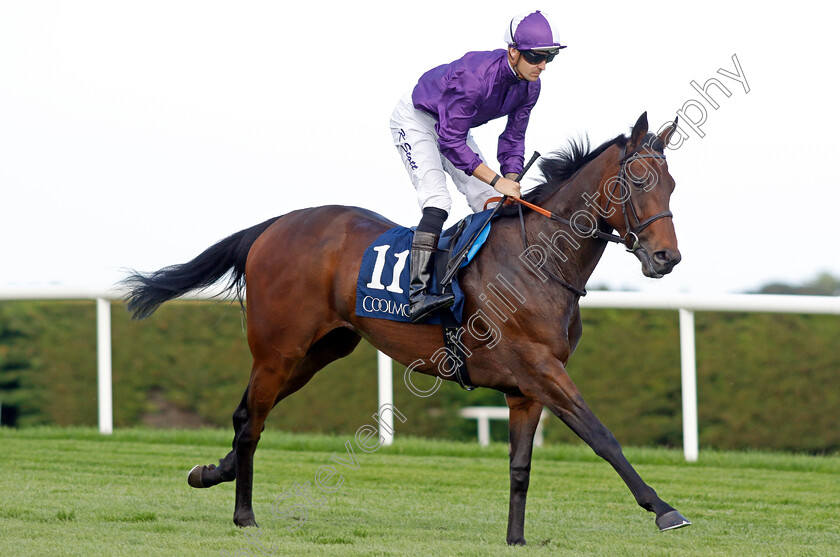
[354,210,493,324]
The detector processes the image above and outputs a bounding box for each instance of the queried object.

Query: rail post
[96,298,113,434]
[377,350,394,446]
[679,308,698,461]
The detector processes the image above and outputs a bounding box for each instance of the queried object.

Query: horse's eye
[625,162,652,190]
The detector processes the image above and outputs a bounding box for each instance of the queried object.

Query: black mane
[538,133,627,186]
[499,131,663,215]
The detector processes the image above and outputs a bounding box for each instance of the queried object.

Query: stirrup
[410,293,454,323]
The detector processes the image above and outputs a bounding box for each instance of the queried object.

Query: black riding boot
[409,230,454,323]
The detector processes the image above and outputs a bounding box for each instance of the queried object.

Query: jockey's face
[508,48,546,82]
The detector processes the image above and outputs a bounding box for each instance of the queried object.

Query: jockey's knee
[417,169,451,213]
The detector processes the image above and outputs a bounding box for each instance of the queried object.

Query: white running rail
[2,286,838,461]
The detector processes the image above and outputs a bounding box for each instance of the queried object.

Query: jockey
[390,10,566,323]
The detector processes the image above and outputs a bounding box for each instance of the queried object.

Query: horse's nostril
[653,251,670,265]
[652,250,681,270]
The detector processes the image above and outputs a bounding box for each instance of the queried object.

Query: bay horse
[123,112,690,544]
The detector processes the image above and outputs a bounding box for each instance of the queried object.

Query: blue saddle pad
[355,210,493,324]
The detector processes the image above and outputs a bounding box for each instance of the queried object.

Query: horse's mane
[538,134,626,187]
[498,131,663,216]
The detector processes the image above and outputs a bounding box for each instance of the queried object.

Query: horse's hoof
[188,465,206,488]
[656,510,691,531]
[234,511,258,528]
[507,537,527,546]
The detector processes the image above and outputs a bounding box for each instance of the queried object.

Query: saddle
[355,210,495,390]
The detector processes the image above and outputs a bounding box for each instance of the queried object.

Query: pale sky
[1,1,838,295]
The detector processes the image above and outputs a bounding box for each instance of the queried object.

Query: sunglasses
[520,49,558,65]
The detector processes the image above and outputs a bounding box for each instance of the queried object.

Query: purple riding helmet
[504,10,567,53]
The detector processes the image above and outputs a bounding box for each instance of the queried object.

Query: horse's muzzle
[638,247,681,278]
[652,249,681,274]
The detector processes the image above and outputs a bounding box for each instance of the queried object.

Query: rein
[485,143,672,297]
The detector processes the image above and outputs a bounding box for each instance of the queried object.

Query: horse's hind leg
[188,390,249,489]
[231,328,362,527]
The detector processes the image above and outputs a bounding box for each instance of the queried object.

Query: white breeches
[390,90,496,214]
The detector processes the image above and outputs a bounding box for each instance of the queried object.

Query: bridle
[609,143,672,253]
[509,141,673,296]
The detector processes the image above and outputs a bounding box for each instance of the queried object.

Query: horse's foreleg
[504,394,544,546]
[528,361,690,531]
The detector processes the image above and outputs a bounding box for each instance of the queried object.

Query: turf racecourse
[1,428,837,556]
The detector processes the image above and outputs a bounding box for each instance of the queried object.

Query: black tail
[122,216,281,320]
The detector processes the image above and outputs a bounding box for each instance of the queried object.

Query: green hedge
[1,300,838,453]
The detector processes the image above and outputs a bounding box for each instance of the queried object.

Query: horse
[123,112,690,544]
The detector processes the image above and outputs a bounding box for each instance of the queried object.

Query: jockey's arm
[472,162,521,199]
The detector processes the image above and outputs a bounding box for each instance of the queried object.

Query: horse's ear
[657,116,680,148]
[628,112,649,151]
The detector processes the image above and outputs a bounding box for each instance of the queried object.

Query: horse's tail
[122,216,281,320]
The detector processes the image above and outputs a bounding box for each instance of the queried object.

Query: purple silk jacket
[412,49,540,177]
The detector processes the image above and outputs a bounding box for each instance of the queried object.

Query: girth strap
[441,313,475,391]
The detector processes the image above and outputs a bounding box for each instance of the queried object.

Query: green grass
[1,427,838,556]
